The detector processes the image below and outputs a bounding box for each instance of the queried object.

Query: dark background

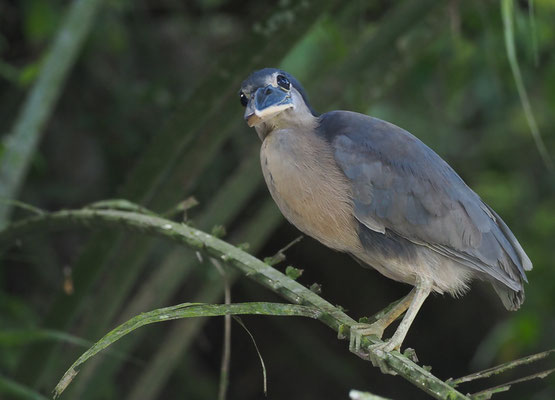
[0,0,554,399]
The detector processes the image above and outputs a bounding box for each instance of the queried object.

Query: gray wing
[318,111,532,291]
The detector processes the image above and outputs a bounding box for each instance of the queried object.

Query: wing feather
[317,111,531,289]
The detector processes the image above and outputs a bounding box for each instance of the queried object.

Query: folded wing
[318,111,531,292]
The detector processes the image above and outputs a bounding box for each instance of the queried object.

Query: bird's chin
[246,113,264,127]
[247,104,294,127]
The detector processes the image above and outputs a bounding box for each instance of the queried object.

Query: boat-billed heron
[239,68,532,365]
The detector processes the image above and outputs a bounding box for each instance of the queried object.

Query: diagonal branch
[0,207,469,400]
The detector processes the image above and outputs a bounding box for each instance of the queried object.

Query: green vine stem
[0,208,469,400]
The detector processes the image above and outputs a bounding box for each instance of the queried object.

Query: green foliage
[0,206,471,400]
[0,0,554,399]
[22,0,61,44]
[285,265,303,280]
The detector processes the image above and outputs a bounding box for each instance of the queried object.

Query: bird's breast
[260,129,362,253]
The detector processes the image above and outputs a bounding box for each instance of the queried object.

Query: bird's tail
[492,281,525,311]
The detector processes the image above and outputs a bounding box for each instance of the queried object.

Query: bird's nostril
[265,87,272,96]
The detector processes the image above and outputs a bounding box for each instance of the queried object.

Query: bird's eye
[276,75,290,90]
[240,92,248,107]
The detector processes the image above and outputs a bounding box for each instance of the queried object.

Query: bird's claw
[368,341,399,375]
[348,322,384,355]
[348,323,400,375]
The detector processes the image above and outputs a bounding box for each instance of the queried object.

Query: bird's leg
[368,278,432,374]
[348,289,415,355]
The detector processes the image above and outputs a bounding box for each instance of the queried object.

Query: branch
[469,368,555,400]
[448,349,554,385]
[448,349,555,399]
[0,207,469,400]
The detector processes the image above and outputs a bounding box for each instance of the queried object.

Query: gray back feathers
[317,111,532,299]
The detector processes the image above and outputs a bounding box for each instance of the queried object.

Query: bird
[238,68,532,366]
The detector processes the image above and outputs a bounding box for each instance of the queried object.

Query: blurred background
[0,0,554,399]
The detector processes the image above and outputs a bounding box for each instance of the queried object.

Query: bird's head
[239,68,317,139]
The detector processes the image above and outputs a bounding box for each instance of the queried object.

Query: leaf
[53,302,319,398]
[501,0,554,172]
[0,0,105,227]
[285,266,303,280]
[0,373,50,400]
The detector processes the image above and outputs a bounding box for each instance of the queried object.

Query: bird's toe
[348,322,385,359]
[368,341,398,375]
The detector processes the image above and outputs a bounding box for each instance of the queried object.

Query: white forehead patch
[265,72,280,87]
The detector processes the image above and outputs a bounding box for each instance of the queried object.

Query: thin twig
[0,198,44,216]
[211,259,231,400]
[85,199,156,216]
[161,197,199,220]
[264,235,304,266]
[278,235,304,254]
[448,349,554,385]
[469,367,555,400]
